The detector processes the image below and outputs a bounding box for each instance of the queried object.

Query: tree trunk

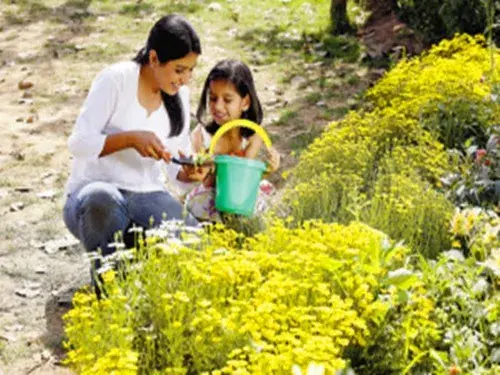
[330,0,354,34]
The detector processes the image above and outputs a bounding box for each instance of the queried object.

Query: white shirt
[65,61,192,195]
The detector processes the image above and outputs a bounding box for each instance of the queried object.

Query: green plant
[348,242,500,374]
[364,170,453,258]
[450,207,500,260]
[396,0,498,45]
[442,131,500,208]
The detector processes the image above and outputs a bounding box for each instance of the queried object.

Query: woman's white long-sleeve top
[65,61,191,195]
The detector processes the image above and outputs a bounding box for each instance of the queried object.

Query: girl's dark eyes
[209,97,233,104]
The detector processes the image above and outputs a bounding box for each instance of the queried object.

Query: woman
[63,14,201,277]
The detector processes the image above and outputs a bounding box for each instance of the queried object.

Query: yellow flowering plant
[282,34,499,257]
[64,220,413,374]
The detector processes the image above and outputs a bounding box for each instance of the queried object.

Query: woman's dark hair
[134,14,201,137]
[196,59,263,138]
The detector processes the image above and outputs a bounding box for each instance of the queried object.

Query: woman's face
[208,79,250,125]
[151,51,198,95]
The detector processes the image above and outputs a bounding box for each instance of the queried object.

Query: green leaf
[385,268,419,290]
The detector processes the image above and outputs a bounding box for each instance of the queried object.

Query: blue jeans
[63,181,197,257]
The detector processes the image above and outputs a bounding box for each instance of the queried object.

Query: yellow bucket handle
[208,119,272,155]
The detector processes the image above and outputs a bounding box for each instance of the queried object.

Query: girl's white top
[65,61,192,195]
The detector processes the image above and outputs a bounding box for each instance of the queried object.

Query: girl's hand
[266,147,281,173]
[202,172,215,188]
[183,164,211,182]
[128,131,171,161]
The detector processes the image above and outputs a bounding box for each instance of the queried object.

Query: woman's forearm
[99,132,133,157]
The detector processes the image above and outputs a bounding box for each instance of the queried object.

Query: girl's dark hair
[196,59,263,138]
[134,14,201,137]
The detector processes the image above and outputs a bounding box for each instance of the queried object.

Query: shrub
[350,249,500,375]
[366,34,500,151]
[282,109,453,256]
[282,34,499,255]
[64,220,410,374]
[365,170,454,258]
[348,211,500,374]
[396,0,497,45]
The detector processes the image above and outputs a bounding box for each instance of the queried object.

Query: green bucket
[214,155,267,216]
[209,119,273,217]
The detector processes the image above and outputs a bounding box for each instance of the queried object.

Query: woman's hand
[128,131,171,161]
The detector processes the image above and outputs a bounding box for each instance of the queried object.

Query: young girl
[185,59,280,222]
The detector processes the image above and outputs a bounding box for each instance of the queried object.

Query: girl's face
[208,79,250,125]
[150,51,198,95]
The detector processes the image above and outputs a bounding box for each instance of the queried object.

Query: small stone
[18,98,34,105]
[0,189,8,199]
[0,333,16,342]
[291,75,307,87]
[43,236,80,254]
[37,190,56,200]
[26,116,35,123]
[16,117,24,122]
[14,186,31,193]
[30,240,45,249]
[347,98,358,107]
[35,267,47,274]
[41,349,52,360]
[208,2,223,11]
[18,80,34,90]
[10,201,24,212]
[10,151,25,161]
[17,52,37,61]
[316,101,326,107]
[15,288,41,298]
[4,324,24,332]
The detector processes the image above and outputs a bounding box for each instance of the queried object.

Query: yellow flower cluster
[64,220,409,374]
[367,34,499,123]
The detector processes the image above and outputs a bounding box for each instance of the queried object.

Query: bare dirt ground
[0,5,374,374]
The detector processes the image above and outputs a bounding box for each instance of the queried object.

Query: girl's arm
[245,134,280,175]
[266,146,281,173]
[244,133,264,158]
